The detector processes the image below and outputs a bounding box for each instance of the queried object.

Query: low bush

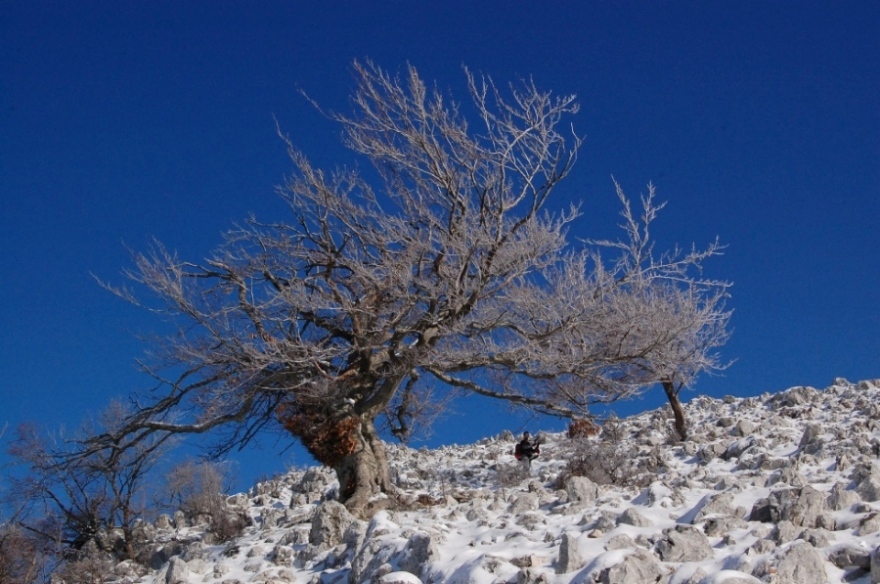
[165,461,249,543]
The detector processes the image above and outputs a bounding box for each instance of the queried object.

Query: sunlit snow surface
[112,379,880,583]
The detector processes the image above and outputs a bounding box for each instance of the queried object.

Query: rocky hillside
[102,379,880,584]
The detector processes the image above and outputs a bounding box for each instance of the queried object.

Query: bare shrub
[50,543,114,584]
[600,413,626,443]
[564,437,660,488]
[495,462,530,487]
[0,523,51,584]
[165,461,249,542]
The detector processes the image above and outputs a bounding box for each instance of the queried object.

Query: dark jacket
[515,437,539,460]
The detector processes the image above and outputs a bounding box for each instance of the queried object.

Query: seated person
[514,431,540,462]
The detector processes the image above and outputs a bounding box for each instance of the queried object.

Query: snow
[106,378,880,583]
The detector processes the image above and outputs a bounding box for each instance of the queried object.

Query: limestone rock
[858,463,880,502]
[723,436,756,460]
[511,492,539,514]
[774,542,827,584]
[828,544,871,570]
[871,545,880,584]
[309,501,355,549]
[858,513,880,536]
[655,525,712,562]
[691,492,738,523]
[709,573,761,584]
[617,508,652,528]
[703,516,748,537]
[397,533,439,576]
[163,557,189,584]
[825,481,861,511]
[270,545,295,567]
[378,572,423,584]
[772,520,799,544]
[749,485,824,527]
[798,423,824,454]
[566,476,600,505]
[350,538,396,584]
[699,442,727,462]
[557,532,588,573]
[800,528,833,548]
[732,419,755,437]
[605,534,636,551]
[597,549,662,584]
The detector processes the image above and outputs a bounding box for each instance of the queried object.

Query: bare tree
[4,403,168,565]
[88,61,730,513]
[0,522,51,584]
[588,181,732,440]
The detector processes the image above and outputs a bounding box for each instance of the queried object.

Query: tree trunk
[279,401,407,516]
[332,416,402,515]
[662,380,688,441]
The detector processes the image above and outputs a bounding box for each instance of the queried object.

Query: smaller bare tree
[0,522,51,584]
[3,403,170,567]
[588,181,732,439]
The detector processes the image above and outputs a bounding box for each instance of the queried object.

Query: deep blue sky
[2,2,878,488]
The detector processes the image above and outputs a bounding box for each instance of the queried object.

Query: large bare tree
[89,61,730,513]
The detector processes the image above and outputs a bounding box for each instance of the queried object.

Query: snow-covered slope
[108,379,880,584]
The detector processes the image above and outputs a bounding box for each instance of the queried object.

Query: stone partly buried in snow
[826,481,862,511]
[309,501,356,549]
[872,545,880,584]
[616,507,652,528]
[856,462,880,502]
[681,492,742,524]
[162,557,189,584]
[749,485,827,528]
[723,435,756,460]
[349,531,438,584]
[557,532,589,573]
[510,491,540,514]
[772,541,828,584]
[566,476,600,505]
[397,533,439,576]
[654,525,713,562]
[596,549,663,584]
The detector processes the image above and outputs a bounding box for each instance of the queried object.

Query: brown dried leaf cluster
[279,407,362,468]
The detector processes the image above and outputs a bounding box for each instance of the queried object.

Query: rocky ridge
[102,379,880,584]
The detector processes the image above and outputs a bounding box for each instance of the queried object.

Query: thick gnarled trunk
[280,405,400,514]
[332,417,399,514]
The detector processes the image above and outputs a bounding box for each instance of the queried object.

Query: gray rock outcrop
[566,476,600,505]
[871,544,880,584]
[774,542,827,584]
[397,532,439,576]
[598,549,662,584]
[617,508,652,528]
[655,525,712,562]
[749,485,825,528]
[309,501,356,549]
[557,532,588,573]
[857,463,880,502]
[162,557,189,584]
